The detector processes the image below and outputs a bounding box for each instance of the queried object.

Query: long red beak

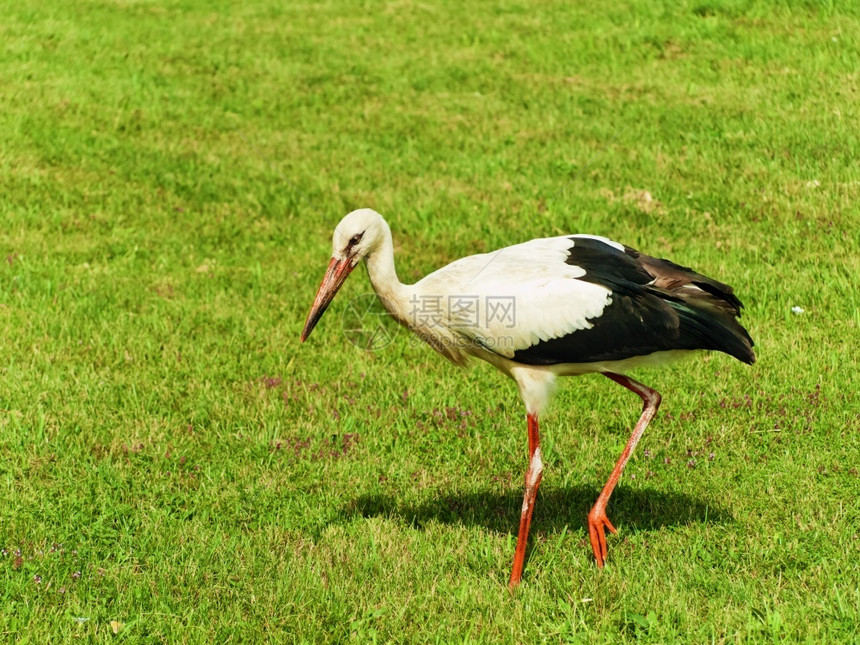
[301,257,357,342]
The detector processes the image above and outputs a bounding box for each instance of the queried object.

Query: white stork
[301,208,755,589]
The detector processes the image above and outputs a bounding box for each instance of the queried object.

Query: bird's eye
[350,233,363,246]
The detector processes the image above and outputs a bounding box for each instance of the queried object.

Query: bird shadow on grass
[341,484,733,538]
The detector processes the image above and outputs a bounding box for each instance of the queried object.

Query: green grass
[1,0,859,641]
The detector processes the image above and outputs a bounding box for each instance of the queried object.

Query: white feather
[413,236,614,357]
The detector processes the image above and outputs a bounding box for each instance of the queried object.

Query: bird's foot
[587,505,617,568]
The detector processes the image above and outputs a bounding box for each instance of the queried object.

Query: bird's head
[301,208,388,342]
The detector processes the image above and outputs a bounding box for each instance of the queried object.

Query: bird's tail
[666,296,756,365]
[632,250,756,365]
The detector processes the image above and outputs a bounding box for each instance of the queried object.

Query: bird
[301,208,755,589]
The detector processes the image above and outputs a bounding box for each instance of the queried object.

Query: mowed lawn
[1,0,859,642]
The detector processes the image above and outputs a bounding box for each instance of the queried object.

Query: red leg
[588,372,662,567]
[509,412,543,589]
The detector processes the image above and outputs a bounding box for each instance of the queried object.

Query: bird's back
[411,235,755,368]
[511,236,755,366]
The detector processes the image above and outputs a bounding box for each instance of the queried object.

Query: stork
[301,208,755,589]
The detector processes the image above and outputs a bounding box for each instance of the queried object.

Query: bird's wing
[416,235,754,365]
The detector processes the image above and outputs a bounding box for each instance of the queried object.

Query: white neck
[364,227,412,323]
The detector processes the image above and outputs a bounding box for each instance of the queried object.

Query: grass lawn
[1,0,859,641]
